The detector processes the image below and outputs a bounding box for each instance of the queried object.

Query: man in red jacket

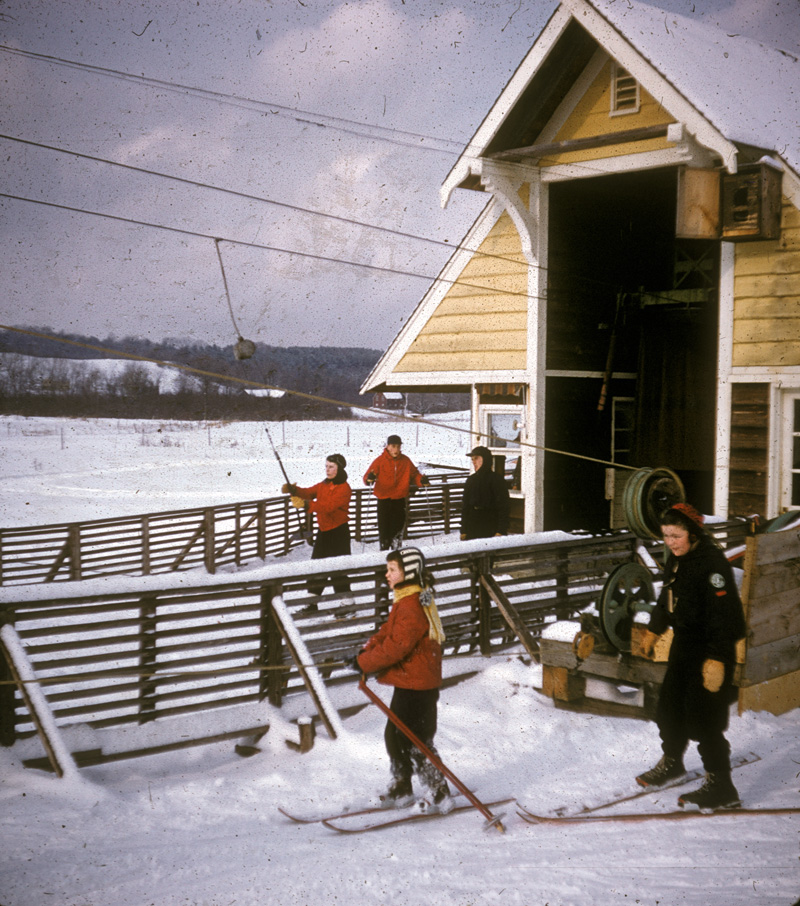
[364,435,429,550]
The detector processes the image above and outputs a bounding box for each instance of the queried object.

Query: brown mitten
[702,659,725,693]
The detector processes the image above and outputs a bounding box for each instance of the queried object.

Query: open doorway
[544,168,719,531]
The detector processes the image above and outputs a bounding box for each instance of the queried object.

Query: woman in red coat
[284,453,351,610]
[356,547,453,813]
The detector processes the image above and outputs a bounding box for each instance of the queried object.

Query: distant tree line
[0,330,467,420]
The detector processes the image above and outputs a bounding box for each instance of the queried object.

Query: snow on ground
[0,412,471,527]
[0,415,799,906]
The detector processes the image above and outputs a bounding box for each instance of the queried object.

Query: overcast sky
[0,0,796,354]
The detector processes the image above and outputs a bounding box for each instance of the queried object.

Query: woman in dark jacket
[356,547,452,813]
[636,503,746,810]
[460,446,510,540]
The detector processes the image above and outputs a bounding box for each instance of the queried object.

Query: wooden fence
[0,472,467,587]
[0,532,646,764]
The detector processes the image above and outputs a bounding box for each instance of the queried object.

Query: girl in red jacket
[356,547,453,812]
[284,453,351,610]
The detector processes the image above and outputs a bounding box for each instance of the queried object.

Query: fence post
[476,555,493,655]
[354,490,362,542]
[203,508,216,574]
[257,500,266,560]
[0,613,15,746]
[442,477,451,535]
[138,594,157,724]
[0,531,3,587]
[259,586,284,706]
[555,546,570,619]
[67,524,82,582]
[141,515,151,576]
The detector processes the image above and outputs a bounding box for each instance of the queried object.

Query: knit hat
[326,453,348,484]
[670,502,705,526]
[387,434,402,446]
[393,547,445,644]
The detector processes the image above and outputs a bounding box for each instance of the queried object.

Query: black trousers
[385,687,447,795]
[377,498,407,550]
[308,523,351,596]
[655,654,734,774]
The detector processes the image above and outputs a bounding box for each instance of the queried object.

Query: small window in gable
[611,64,640,115]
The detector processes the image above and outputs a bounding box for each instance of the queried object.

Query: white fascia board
[440,6,573,208]
[562,0,738,172]
[539,143,716,182]
[360,199,505,394]
[730,368,800,381]
[378,370,530,389]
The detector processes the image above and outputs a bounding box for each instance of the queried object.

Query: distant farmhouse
[362,0,800,533]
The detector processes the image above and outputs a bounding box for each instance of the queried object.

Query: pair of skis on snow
[279,752,800,833]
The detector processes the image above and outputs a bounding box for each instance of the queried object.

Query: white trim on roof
[561,0,738,172]
[440,5,573,207]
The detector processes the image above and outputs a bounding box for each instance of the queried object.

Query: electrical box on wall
[721,163,782,241]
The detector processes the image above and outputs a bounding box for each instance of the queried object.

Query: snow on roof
[576,0,800,180]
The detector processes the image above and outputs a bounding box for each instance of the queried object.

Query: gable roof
[443,0,800,204]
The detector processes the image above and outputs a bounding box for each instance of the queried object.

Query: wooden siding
[395,207,528,373]
[733,198,800,367]
[541,60,675,168]
[728,383,769,517]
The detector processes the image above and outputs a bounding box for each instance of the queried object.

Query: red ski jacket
[357,585,442,690]
[294,480,351,533]
[364,449,423,500]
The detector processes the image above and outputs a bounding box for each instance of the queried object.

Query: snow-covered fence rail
[0,472,466,587]
[0,532,644,764]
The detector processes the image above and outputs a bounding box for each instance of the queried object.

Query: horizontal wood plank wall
[738,528,800,715]
[733,198,800,367]
[541,60,675,168]
[728,383,769,517]
[395,205,528,373]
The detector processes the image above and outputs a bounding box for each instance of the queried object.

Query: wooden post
[354,490,362,542]
[138,594,157,724]
[554,546,570,619]
[0,616,15,746]
[476,557,492,655]
[203,508,216,574]
[260,587,284,706]
[442,478,451,534]
[141,515,151,576]
[67,524,82,582]
[298,716,315,753]
[256,500,266,560]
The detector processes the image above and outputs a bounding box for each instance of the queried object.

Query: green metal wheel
[599,562,657,653]
[622,467,686,539]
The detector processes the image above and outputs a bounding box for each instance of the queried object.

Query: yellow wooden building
[362,0,800,534]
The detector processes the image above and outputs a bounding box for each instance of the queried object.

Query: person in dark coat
[283,453,352,610]
[635,503,747,810]
[460,446,510,540]
[354,547,452,813]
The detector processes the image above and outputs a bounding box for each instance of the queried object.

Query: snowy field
[0,414,799,906]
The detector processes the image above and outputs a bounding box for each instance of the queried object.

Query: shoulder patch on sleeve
[709,572,726,589]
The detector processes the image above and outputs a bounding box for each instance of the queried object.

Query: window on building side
[611,64,640,115]
[782,394,800,511]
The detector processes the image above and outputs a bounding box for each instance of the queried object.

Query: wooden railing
[0,472,467,587]
[0,532,648,761]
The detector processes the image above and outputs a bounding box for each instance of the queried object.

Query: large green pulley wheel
[599,562,657,653]
[622,467,686,539]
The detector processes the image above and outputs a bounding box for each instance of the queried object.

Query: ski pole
[265,426,311,545]
[358,677,506,833]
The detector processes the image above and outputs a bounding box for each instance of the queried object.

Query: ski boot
[635,754,685,788]
[678,772,741,810]
[380,778,414,809]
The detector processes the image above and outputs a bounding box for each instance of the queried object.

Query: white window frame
[480,404,524,453]
[779,388,800,513]
[610,63,640,116]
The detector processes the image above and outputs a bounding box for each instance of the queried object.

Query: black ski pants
[308,523,351,596]
[377,497,407,550]
[656,653,734,774]
[385,686,447,794]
